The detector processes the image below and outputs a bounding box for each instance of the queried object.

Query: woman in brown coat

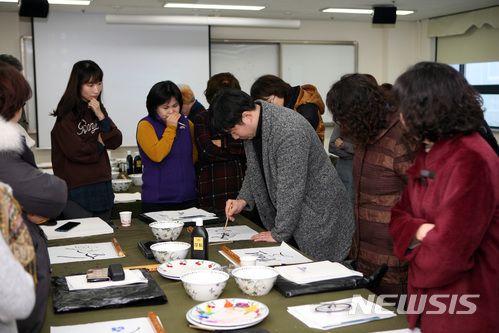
[326,73,418,307]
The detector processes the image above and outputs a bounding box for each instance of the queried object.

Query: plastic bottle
[126,150,133,175]
[133,151,142,174]
[191,218,209,260]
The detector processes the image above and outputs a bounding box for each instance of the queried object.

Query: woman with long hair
[51,60,122,221]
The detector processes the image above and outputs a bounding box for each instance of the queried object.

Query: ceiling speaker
[19,0,49,18]
[372,6,396,24]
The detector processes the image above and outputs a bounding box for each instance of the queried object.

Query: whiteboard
[211,43,279,94]
[281,43,357,124]
[33,11,209,147]
[211,40,357,124]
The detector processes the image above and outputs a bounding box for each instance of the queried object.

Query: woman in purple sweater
[137,81,198,213]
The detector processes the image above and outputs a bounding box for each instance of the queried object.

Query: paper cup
[119,211,132,227]
[240,255,257,266]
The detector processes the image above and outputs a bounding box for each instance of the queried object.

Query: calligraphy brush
[221,203,231,239]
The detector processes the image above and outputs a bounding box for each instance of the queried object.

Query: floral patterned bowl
[232,266,278,296]
[149,221,184,241]
[181,270,230,301]
[111,179,132,192]
[150,241,190,263]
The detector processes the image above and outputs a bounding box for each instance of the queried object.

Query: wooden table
[42,216,410,332]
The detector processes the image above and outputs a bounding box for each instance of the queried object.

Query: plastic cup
[240,255,257,266]
[119,211,132,227]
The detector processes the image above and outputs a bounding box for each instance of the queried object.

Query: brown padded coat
[350,113,418,298]
[294,84,326,144]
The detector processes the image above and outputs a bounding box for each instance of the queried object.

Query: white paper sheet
[274,260,363,284]
[287,296,396,330]
[51,316,162,333]
[48,242,125,264]
[370,329,421,333]
[40,217,114,240]
[144,207,216,221]
[219,242,313,267]
[207,225,258,242]
[65,269,147,291]
[114,192,141,203]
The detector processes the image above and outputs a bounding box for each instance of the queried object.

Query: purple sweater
[138,114,196,204]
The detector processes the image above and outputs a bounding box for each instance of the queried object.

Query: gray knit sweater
[238,101,355,261]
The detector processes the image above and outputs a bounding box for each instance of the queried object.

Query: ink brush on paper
[221,245,241,266]
[221,203,231,239]
[148,311,165,333]
[111,237,124,257]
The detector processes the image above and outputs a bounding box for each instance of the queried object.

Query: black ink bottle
[133,151,142,174]
[191,218,208,260]
[126,150,133,175]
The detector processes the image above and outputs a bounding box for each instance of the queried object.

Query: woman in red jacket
[389,62,499,333]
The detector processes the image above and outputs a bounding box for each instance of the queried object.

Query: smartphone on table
[54,221,81,232]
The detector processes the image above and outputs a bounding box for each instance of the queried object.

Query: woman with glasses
[250,74,326,145]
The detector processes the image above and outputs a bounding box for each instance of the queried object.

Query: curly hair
[392,62,484,143]
[205,72,241,104]
[326,73,392,146]
[250,74,293,104]
[0,62,32,121]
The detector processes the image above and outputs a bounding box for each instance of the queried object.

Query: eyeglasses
[266,95,276,103]
[314,302,352,313]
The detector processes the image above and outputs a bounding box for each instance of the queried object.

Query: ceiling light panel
[321,8,414,15]
[164,3,265,11]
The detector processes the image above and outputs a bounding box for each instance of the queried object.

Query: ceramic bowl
[181,270,230,301]
[232,266,278,296]
[150,241,190,263]
[129,173,143,186]
[150,221,184,241]
[111,179,132,192]
[111,171,119,179]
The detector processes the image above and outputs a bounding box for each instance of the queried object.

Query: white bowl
[150,221,184,241]
[150,241,190,263]
[181,270,229,301]
[129,173,143,186]
[111,179,132,192]
[111,171,119,179]
[232,266,278,296]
